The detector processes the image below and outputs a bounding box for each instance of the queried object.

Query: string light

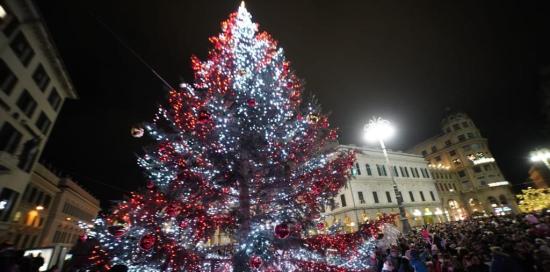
[85,3,396,271]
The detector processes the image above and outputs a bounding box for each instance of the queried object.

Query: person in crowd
[372,211,549,272]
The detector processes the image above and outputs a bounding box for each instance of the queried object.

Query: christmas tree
[87,3,393,271]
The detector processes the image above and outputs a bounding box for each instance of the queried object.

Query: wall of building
[39,178,100,248]
[0,0,77,235]
[0,162,100,250]
[410,112,518,217]
[7,163,60,249]
[322,145,444,233]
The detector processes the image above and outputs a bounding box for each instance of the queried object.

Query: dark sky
[37,0,549,206]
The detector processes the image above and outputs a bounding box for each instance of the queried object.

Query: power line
[87,9,175,91]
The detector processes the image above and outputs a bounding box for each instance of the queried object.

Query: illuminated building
[5,163,99,250]
[322,145,444,232]
[409,112,518,217]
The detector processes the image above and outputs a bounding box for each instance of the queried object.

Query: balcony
[0,151,19,173]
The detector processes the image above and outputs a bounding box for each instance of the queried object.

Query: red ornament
[198,110,211,124]
[108,217,130,237]
[247,98,256,107]
[139,234,156,250]
[146,180,155,189]
[274,223,290,239]
[165,202,182,217]
[108,225,127,237]
[249,255,263,269]
[179,220,189,228]
[317,222,325,230]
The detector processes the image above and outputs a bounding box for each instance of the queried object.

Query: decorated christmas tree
[87,3,395,271]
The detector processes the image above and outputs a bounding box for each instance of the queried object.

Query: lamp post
[364,117,411,234]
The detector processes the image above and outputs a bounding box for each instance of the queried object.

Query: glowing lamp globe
[363,117,395,143]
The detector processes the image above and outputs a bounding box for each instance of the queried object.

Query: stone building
[5,162,100,250]
[409,112,518,217]
[0,0,77,235]
[322,145,444,232]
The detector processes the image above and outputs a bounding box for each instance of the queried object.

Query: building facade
[322,145,444,233]
[4,162,100,249]
[9,162,59,249]
[0,0,77,235]
[409,112,518,217]
[39,173,100,248]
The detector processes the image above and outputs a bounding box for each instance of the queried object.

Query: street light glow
[530,149,550,162]
[362,116,411,233]
[363,117,395,143]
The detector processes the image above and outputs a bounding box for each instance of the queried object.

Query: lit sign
[488,181,509,187]
[428,163,450,170]
[472,157,495,165]
[468,152,495,165]
[0,200,7,210]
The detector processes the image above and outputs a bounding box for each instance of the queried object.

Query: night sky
[36,1,549,206]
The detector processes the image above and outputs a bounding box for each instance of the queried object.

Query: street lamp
[530,149,550,169]
[364,117,412,234]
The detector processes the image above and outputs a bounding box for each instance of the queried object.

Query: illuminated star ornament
[86,2,395,271]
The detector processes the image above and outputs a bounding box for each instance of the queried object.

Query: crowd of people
[370,211,550,272]
[0,248,55,272]
[1,212,549,271]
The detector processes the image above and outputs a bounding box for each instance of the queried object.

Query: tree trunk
[233,159,252,272]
